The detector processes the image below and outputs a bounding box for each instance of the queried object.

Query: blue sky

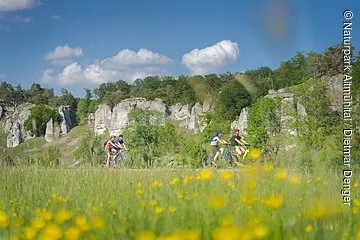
[0,0,358,96]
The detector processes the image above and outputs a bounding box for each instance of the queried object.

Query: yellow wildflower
[245,179,257,190]
[31,218,46,230]
[240,193,257,205]
[23,226,37,240]
[354,198,360,206]
[74,216,89,232]
[249,148,261,160]
[352,207,359,215]
[208,196,226,209]
[263,163,274,173]
[64,227,81,240]
[34,209,52,221]
[0,211,9,228]
[170,229,200,240]
[39,224,62,240]
[149,200,157,207]
[154,207,163,214]
[265,194,284,209]
[354,181,359,188]
[90,216,104,229]
[150,180,163,188]
[221,171,234,181]
[213,226,243,240]
[168,206,177,213]
[198,169,213,180]
[288,174,301,185]
[137,182,144,188]
[136,231,156,240]
[54,209,72,224]
[136,189,144,195]
[305,224,313,233]
[275,169,288,180]
[253,224,269,239]
[170,177,179,185]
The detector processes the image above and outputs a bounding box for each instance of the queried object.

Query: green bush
[24,105,61,136]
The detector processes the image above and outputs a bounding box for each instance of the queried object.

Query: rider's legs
[105,148,112,165]
[212,146,224,164]
[235,146,243,156]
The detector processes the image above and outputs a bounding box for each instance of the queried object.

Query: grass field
[0,164,359,240]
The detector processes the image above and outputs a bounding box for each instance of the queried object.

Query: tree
[125,108,166,167]
[24,105,61,136]
[213,80,251,121]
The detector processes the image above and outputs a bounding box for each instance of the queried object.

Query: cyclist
[114,134,128,163]
[230,128,249,157]
[104,135,118,166]
[209,130,228,166]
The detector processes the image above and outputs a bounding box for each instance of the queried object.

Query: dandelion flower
[0,211,9,228]
[265,194,284,209]
[208,196,226,209]
[305,224,313,233]
[221,171,234,181]
[136,231,156,240]
[253,224,269,239]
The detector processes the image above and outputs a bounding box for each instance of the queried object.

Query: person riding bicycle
[230,128,249,157]
[114,134,128,163]
[209,130,228,166]
[104,135,118,165]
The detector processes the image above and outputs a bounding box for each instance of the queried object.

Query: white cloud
[51,15,62,20]
[41,48,174,86]
[45,45,83,66]
[0,0,40,12]
[11,14,32,23]
[181,40,240,75]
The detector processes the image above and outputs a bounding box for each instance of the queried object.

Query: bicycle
[113,148,133,168]
[201,144,240,168]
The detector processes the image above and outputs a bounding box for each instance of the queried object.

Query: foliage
[37,146,61,166]
[213,80,251,121]
[73,131,104,165]
[24,105,61,136]
[246,97,281,151]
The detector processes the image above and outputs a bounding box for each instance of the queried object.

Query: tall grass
[0,164,359,240]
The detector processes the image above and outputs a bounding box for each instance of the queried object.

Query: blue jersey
[116,139,124,145]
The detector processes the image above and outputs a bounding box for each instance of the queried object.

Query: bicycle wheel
[201,152,209,167]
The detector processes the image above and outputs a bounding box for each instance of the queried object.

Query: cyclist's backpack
[208,135,216,142]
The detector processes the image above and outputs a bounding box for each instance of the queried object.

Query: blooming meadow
[0,164,359,240]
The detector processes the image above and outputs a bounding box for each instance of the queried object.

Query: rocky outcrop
[94,104,112,135]
[169,100,212,133]
[265,88,297,136]
[231,107,249,135]
[94,98,169,136]
[45,118,55,142]
[58,106,75,135]
[94,98,212,135]
[5,104,34,147]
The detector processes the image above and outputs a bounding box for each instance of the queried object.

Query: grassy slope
[0,125,98,165]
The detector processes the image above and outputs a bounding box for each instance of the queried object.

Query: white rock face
[169,104,190,128]
[94,98,169,136]
[94,98,212,135]
[170,101,212,133]
[58,106,75,135]
[231,107,249,135]
[94,104,112,135]
[6,105,34,147]
[45,118,55,143]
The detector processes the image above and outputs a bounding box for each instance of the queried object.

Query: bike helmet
[215,130,222,135]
